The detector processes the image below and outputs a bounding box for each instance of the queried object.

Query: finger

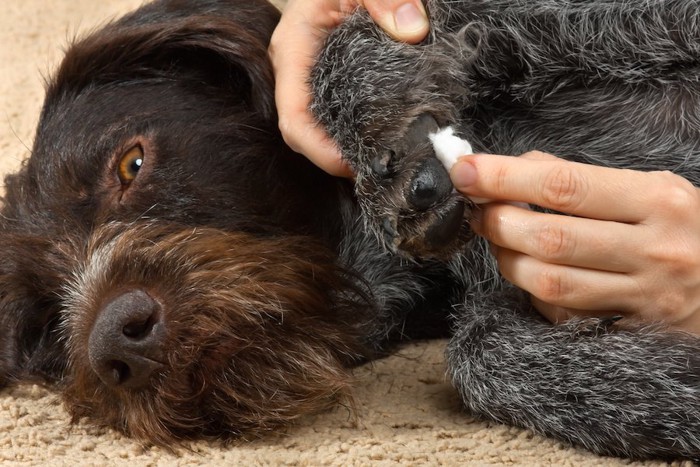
[452,153,656,223]
[361,0,429,43]
[531,296,625,324]
[473,203,642,272]
[495,247,641,311]
[277,109,352,177]
[269,1,353,177]
[520,151,560,162]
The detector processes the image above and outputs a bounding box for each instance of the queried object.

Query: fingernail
[394,3,428,35]
[450,160,477,188]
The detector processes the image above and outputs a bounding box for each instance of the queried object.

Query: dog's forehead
[14,75,288,234]
[27,0,284,181]
[1,0,295,238]
[40,0,280,125]
[28,85,155,190]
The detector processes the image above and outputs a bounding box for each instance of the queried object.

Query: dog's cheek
[57,223,364,442]
[0,323,18,386]
[146,255,361,439]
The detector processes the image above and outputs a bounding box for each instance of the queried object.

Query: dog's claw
[371,152,392,177]
[403,113,439,147]
[569,315,624,339]
[601,315,624,326]
[382,217,398,245]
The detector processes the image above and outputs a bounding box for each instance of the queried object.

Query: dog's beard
[58,222,366,443]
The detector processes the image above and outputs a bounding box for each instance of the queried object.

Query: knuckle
[649,171,698,217]
[277,114,291,133]
[268,34,279,56]
[277,117,299,149]
[479,206,504,240]
[492,162,510,197]
[634,271,697,325]
[647,242,700,276]
[534,222,573,261]
[651,290,686,322]
[541,164,587,211]
[532,267,569,304]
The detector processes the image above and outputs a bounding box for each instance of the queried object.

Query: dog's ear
[47,0,280,119]
[0,230,72,386]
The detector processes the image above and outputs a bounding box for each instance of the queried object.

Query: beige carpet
[0,1,689,465]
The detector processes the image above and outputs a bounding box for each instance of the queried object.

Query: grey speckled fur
[311,0,700,461]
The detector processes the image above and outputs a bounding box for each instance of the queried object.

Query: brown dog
[3,0,700,461]
[0,0,380,443]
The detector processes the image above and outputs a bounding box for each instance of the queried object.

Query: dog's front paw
[354,114,474,259]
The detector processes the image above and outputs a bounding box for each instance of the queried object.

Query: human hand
[450,151,700,334]
[268,0,429,177]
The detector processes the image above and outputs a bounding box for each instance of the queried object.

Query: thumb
[361,0,429,44]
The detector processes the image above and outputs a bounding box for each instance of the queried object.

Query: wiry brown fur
[60,223,365,443]
[0,0,382,445]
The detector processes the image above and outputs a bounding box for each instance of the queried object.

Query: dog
[1,0,700,460]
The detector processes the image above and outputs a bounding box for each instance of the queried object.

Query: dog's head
[0,0,365,443]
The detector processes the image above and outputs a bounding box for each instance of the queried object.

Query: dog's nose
[407,158,453,211]
[88,289,166,390]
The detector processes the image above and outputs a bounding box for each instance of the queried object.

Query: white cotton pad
[428,126,472,171]
[428,126,491,204]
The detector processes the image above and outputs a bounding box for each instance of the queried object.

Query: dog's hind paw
[355,114,474,259]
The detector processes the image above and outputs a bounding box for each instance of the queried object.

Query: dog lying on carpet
[1,0,699,460]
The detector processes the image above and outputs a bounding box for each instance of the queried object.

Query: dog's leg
[312,0,700,257]
[446,289,700,460]
[336,213,458,351]
[312,0,700,460]
[311,6,475,259]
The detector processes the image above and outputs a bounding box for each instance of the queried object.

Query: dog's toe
[424,199,466,249]
[354,112,474,258]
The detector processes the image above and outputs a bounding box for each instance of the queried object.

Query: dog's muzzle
[88,289,166,389]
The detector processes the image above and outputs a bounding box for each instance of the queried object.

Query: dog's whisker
[3,113,32,159]
[130,204,160,226]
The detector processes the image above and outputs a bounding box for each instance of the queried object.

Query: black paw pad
[424,200,465,249]
[408,158,452,211]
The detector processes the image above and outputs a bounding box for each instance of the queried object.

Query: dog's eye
[118,146,144,186]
